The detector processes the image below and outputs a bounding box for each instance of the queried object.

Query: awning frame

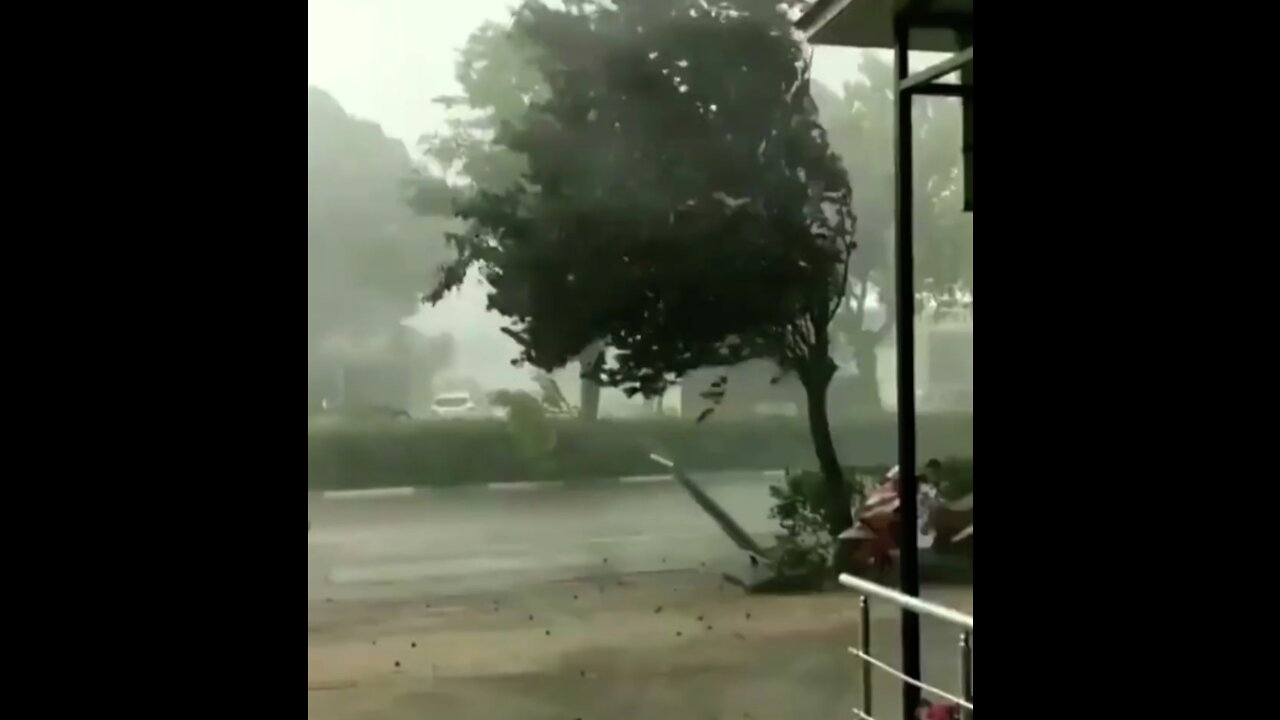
[798,3,973,719]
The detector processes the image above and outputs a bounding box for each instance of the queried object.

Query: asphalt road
[307,472,783,601]
[307,564,975,720]
[307,472,975,720]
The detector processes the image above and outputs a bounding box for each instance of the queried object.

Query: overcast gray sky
[308,0,870,152]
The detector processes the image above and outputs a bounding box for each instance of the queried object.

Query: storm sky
[307,0,871,151]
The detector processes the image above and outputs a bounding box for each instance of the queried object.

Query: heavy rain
[308,2,973,719]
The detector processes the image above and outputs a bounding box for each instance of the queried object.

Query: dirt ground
[308,570,973,720]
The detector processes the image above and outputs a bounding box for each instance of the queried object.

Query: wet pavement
[307,570,973,720]
[308,472,783,602]
[307,473,974,720]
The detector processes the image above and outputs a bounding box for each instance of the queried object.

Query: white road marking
[619,474,673,484]
[322,487,415,500]
[586,534,653,544]
[422,605,468,615]
[585,531,715,545]
[487,481,565,491]
[649,454,675,468]
[312,468,788,499]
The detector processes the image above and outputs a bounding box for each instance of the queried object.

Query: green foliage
[490,390,559,477]
[765,458,973,577]
[418,0,862,535]
[768,473,836,575]
[306,414,973,490]
[428,0,856,402]
[405,19,538,220]
[307,87,455,372]
[931,456,973,501]
[772,467,881,516]
[419,22,544,194]
[415,19,624,416]
[767,465,881,571]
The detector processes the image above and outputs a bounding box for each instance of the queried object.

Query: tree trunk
[577,342,605,421]
[580,380,601,420]
[851,338,883,410]
[801,363,854,537]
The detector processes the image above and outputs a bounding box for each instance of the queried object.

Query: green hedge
[307,414,973,490]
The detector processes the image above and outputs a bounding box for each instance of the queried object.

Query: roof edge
[794,0,855,38]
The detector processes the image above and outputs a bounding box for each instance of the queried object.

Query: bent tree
[428,0,860,535]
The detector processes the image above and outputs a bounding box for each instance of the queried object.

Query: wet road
[307,472,975,720]
[307,471,783,601]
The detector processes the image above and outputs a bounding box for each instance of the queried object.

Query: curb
[317,468,787,499]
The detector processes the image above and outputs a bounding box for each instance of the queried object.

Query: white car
[429,392,482,419]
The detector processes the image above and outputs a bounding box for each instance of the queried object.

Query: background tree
[408,18,609,420]
[429,0,860,535]
[813,55,973,409]
[408,332,457,406]
[489,389,558,478]
[309,87,453,404]
[532,372,574,414]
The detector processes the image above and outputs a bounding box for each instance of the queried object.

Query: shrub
[932,457,973,501]
[306,413,973,490]
[490,390,559,478]
[766,459,973,577]
[767,465,884,573]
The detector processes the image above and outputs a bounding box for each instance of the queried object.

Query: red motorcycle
[839,466,972,574]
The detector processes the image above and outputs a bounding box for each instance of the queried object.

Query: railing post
[860,595,873,717]
[840,574,973,720]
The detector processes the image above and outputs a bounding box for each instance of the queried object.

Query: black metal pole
[893,18,923,720]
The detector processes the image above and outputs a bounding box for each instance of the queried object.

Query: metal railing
[839,573,973,720]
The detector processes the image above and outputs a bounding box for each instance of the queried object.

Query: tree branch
[783,322,810,364]
[849,269,870,326]
[828,246,854,324]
